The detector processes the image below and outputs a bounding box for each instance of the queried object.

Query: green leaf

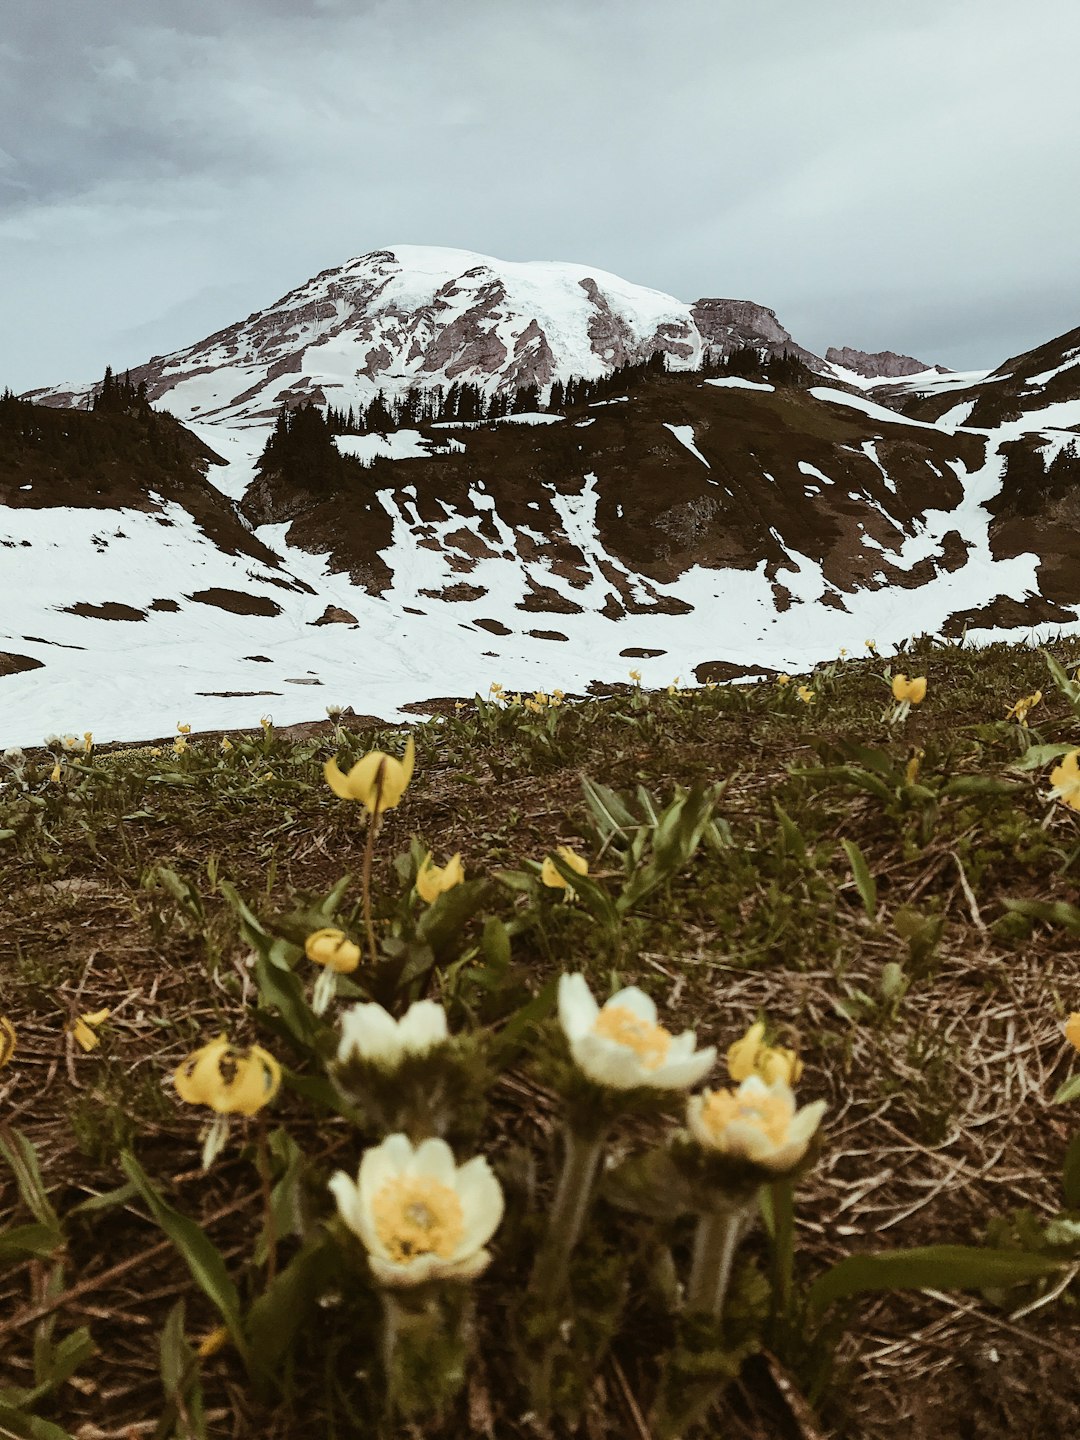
[0,1401,77,1440]
[807,1244,1064,1319]
[0,1223,63,1265]
[119,1153,249,1367]
[773,803,806,863]
[480,916,511,975]
[416,879,489,962]
[68,1180,139,1217]
[791,765,894,804]
[0,1128,60,1230]
[1052,1073,1080,1105]
[943,775,1021,797]
[492,977,558,1059]
[1003,898,1080,934]
[580,776,636,840]
[159,1299,206,1440]
[546,852,620,929]
[251,942,320,1052]
[841,839,877,921]
[245,1232,339,1393]
[1063,1131,1080,1208]
[1010,742,1076,773]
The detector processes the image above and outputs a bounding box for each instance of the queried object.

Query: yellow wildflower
[1049,750,1080,813]
[839,647,848,658]
[221,736,233,752]
[305,927,362,974]
[489,681,504,696]
[174,736,188,755]
[149,747,163,758]
[260,714,273,732]
[324,735,415,818]
[726,1020,804,1087]
[1064,1013,1080,1051]
[0,1016,16,1068]
[1005,690,1042,724]
[177,722,191,734]
[174,1036,281,1116]
[524,699,544,714]
[416,852,465,905]
[777,674,791,687]
[541,845,589,890]
[68,1008,111,1053]
[49,761,62,783]
[628,669,642,684]
[83,731,93,753]
[891,675,927,704]
[797,685,814,704]
[197,1326,230,1360]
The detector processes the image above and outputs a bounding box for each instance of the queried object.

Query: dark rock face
[691,298,825,370]
[826,346,940,379]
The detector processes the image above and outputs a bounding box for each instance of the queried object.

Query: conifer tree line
[1,368,196,491]
[321,344,812,437]
[997,438,1080,518]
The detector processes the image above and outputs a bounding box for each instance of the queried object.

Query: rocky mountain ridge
[26,246,836,426]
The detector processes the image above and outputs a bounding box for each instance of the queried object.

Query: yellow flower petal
[197,1325,230,1359]
[541,845,588,889]
[1064,1013,1080,1051]
[0,1015,16,1068]
[416,852,465,904]
[891,674,927,704]
[305,928,362,974]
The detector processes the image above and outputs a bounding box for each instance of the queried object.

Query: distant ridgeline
[321,344,814,438]
[0,368,217,503]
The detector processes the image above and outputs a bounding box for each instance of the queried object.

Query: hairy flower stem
[380,1286,465,1421]
[361,766,385,969]
[256,1116,276,1283]
[686,1206,746,1316]
[534,1126,607,1305]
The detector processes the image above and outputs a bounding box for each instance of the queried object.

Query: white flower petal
[571,1032,651,1089]
[667,1031,698,1060]
[558,973,599,1041]
[338,1003,401,1065]
[399,999,448,1053]
[605,986,658,1024]
[452,1158,505,1258]
[409,1136,458,1187]
[649,1046,717,1090]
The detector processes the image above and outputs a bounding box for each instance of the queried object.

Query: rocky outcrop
[826,346,942,379]
[691,299,824,370]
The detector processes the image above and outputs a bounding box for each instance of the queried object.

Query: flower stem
[361,813,379,970]
[685,1207,745,1316]
[256,1115,277,1283]
[534,1125,606,1304]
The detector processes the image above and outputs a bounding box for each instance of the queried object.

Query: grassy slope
[3,638,1080,1438]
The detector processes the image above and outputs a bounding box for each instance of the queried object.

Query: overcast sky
[2,0,1078,391]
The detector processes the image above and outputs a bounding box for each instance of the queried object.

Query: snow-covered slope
[4,372,1078,748]
[25,247,835,427]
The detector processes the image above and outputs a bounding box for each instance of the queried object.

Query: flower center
[700,1088,790,1146]
[593,1004,672,1070]
[371,1175,465,1264]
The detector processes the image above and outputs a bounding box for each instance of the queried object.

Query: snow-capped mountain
[26,246,829,426]
[5,248,1079,747]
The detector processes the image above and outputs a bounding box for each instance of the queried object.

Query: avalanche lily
[558,973,715,1091]
[541,845,589,891]
[1006,689,1042,724]
[726,1020,803,1087]
[1064,1013,1080,1051]
[1049,750,1080,812]
[330,1133,504,1287]
[174,1036,281,1116]
[416,851,464,905]
[891,674,927,704]
[306,927,362,973]
[68,1008,110,1053]
[325,735,415,818]
[0,1015,15,1068]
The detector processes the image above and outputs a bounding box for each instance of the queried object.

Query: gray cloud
[2,0,1079,389]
